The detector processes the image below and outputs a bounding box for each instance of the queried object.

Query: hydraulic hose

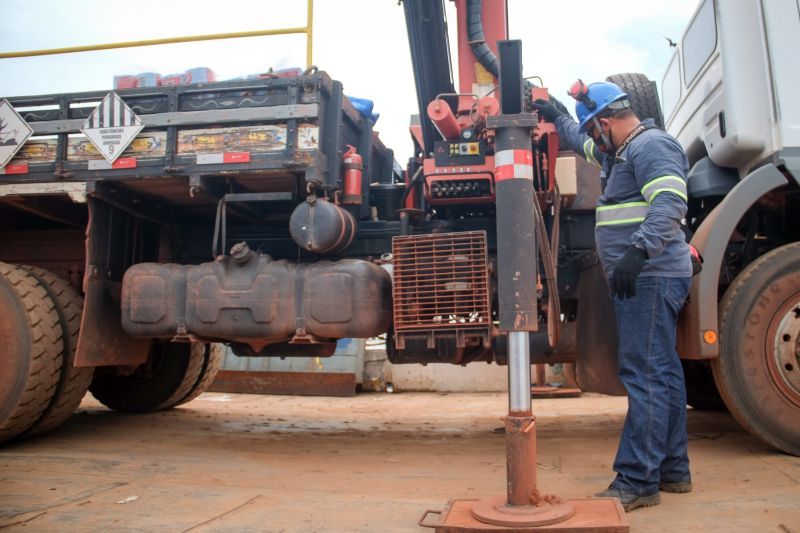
[533,193,561,348]
[465,0,570,115]
[400,166,425,208]
[466,0,499,78]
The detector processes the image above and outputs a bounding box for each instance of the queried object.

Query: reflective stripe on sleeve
[641,175,688,203]
[595,201,649,227]
[583,138,600,167]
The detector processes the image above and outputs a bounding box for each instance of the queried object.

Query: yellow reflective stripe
[596,217,646,227]
[641,175,683,194]
[595,202,649,227]
[583,138,600,167]
[596,201,648,211]
[650,187,689,203]
[641,175,687,203]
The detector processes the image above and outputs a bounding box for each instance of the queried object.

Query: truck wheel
[605,73,664,128]
[712,242,800,455]
[20,266,94,438]
[90,341,210,413]
[0,263,63,443]
[156,343,223,409]
[169,343,223,408]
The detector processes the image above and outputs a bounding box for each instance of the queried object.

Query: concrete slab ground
[1,392,798,532]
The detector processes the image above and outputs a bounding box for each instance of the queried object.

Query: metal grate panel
[392,231,490,331]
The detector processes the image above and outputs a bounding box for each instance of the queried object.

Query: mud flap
[575,255,626,396]
[75,197,151,367]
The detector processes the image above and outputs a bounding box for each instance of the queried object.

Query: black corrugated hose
[466,0,570,116]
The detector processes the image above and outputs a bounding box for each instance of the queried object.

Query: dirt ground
[1,391,799,533]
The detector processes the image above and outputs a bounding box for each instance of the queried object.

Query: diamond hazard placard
[0,99,33,169]
[80,92,144,164]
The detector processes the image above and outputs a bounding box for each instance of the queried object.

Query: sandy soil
[1,392,798,532]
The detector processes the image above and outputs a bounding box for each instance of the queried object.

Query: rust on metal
[75,265,150,367]
[0,229,85,291]
[208,370,356,397]
[504,414,537,506]
[75,198,150,367]
[574,261,626,396]
[121,255,391,350]
[765,296,800,407]
[485,113,538,129]
[467,414,576,528]
[532,363,582,399]
[531,386,583,399]
[470,494,575,528]
[419,498,629,532]
[528,490,566,507]
[392,231,491,332]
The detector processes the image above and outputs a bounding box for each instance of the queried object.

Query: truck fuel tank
[121,249,391,352]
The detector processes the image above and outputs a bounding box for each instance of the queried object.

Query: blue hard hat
[571,81,630,133]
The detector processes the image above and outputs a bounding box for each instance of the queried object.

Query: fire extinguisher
[342,145,363,205]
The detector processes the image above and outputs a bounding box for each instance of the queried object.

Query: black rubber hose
[466,0,570,116]
[400,166,425,209]
[466,0,499,78]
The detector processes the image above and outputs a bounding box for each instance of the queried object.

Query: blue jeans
[611,276,692,496]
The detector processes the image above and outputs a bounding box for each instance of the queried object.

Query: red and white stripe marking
[196,152,251,165]
[88,157,137,170]
[494,149,533,182]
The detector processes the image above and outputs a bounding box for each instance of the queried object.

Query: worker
[533,81,693,511]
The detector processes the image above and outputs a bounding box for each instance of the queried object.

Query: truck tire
[169,343,223,408]
[0,263,63,443]
[90,341,212,413]
[605,73,664,128]
[156,343,223,409]
[712,242,800,455]
[20,266,94,438]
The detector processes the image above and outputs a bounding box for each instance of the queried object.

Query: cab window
[682,0,717,84]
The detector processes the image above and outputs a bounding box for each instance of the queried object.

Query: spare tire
[606,72,664,128]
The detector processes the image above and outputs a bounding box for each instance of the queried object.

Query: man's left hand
[532,99,565,123]
[612,246,648,299]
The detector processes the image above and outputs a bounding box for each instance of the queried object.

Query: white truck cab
[662,0,800,456]
[662,0,800,176]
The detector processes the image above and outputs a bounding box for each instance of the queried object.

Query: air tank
[289,195,357,254]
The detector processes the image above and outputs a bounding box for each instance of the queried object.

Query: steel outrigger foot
[417,410,629,532]
[418,498,628,532]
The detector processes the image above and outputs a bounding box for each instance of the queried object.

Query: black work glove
[532,99,566,123]
[612,246,648,299]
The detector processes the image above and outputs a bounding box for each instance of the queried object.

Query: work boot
[659,479,693,493]
[594,486,660,512]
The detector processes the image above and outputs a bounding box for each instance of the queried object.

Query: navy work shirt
[555,116,692,278]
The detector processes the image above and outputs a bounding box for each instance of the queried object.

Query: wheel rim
[767,293,800,408]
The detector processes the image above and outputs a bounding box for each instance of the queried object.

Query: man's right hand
[612,246,648,299]
[532,99,566,123]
